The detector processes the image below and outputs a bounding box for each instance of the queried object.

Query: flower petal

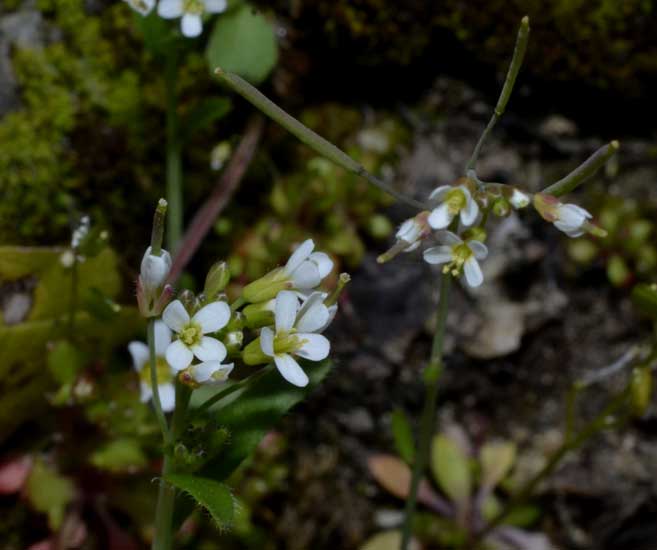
[290,261,321,289]
[285,239,314,274]
[139,381,152,403]
[463,257,484,288]
[460,192,479,226]
[192,336,227,362]
[429,185,451,201]
[189,361,217,383]
[275,291,299,332]
[260,326,275,356]
[157,0,183,18]
[162,300,190,333]
[468,240,488,260]
[438,230,462,246]
[204,0,227,13]
[428,203,453,229]
[165,340,193,371]
[296,300,330,333]
[309,252,333,279]
[158,383,176,412]
[154,321,172,356]
[128,341,149,371]
[192,301,231,334]
[274,354,309,387]
[296,333,330,361]
[423,246,453,265]
[181,13,202,37]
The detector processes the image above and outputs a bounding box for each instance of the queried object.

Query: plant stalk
[400,274,452,549]
[165,54,183,252]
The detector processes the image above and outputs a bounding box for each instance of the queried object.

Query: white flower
[162,299,231,371]
[553,203,592,237]
[123,0,155,15]
[260,291,331,387]
[428,184,479,230]
[157,0,227,38]
[423,231,488,288]
[128,321,176,412]
[187,360,234,386]
[141,246,172,290]
[283,239,334,290]
[509,189,531,209]
[297,291,336,333]
[396,217,426,252]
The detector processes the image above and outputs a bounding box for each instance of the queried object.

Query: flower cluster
[123,0,227,37]
[133,238,345,411]
[382,178,604,288]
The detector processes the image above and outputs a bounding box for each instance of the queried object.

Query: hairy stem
[400,274,452,549]
[465,16,530,174]
[165,54,183,251]
[214,68,426,211]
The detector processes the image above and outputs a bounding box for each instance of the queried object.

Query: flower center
[180,322,203,347]
[139,356,172,386]
[445,188,467,214]
[273,331,303,355]
[183,0,204,14]
[442,243,473,277]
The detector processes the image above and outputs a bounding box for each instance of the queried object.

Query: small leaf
[90,439,148,473]
[391,408,415,464]
[360,531,420,550]
[181,97,232,142]
[502,505,542,527]
[25,459,75,530]
[206,4,278,84]
[431,434,471,506]
[480,441,516,489]
[165,473,234,528]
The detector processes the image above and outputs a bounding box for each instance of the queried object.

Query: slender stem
[474,390,629,544]
[165,53,183,252]
[465,16,530,174]
[148,319,170,442]
[152,383,191,550]
[196,366,271,414]
[214,68,426,211]
[68,257,78,336]
[400,274,452,550]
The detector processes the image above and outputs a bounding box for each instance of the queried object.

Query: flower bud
[204,261,231,300]
[177,289,198,315]
[243,300,275,329]
[141,246,172,290]
[533,193,560,222]
[509,188,531,209]
[491,197,511,217]
[242,337,271,366]
[242,268,290,303]
[462,227,487,243]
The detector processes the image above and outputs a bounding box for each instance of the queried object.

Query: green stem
[68,257,78,337]
[152,382,191,550]
[400,274,452,550]
[165,54,183,252]
[214,68,426,211]
[465,16,530,174]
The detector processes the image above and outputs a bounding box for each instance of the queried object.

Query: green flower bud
[243,300,275,329]
[462,227,487,243]
[204,261,231,300]
[242,268,290,303]
[242,337,270,366]
[492,197,511,217]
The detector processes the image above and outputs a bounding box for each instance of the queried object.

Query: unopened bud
[533,193,560,222]
[243,299,275,329]
[492,197,511,217]
[242,338,270,366]
[462,227,487,243]
[177,289,198,314]
[141,247,172,290]
[242,268,290,303]
[204,261,231,299]
[508,188,531,209]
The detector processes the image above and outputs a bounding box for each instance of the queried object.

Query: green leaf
[47,340,85,385]
[502,505,541,527]
[206,4,278,85]
[479,441,516,489]
[90,438,148,473]
[181,97,232,142]
[134,10,178,56]
[165,473,234,528]
[391,408,415,464]
[25,459,75,530]
[431,434,471,507]
[200,361,331,480]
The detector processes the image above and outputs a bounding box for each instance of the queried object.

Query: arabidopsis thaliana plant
[428,183,479,229]
[157,0,227,38]
[260,291,330,387]
[423,231,488,288]
[123,0,154,15]
[162,299,231,371]
[128,321,176,412]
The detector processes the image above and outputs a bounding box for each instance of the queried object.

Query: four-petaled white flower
[283,239,334,290]
[162,299,231,371]
[157,0,227,37]
[553,203,592,237]
[128,321,176,412]
[260,290,330,387]
[428,184,479,230]
[123,0,155,15]
[423,231,488,288]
